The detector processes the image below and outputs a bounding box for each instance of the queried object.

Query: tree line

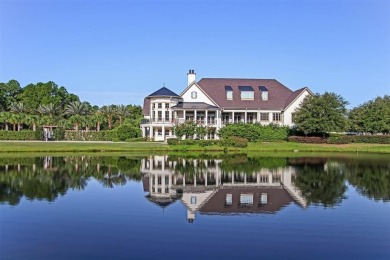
[293,92,390,135]
[0,80,143,132]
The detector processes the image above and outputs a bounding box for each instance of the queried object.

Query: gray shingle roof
[147,87,180,97]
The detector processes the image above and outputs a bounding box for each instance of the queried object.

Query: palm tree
[25,114,40,131]
[0,112,11,130]
[9,102,29,131]
[64,101,89,117]
[64,101,90,131]
[100,105,116,129]
[90,111,106,131]
[36,103,59,119]
[9,102,29,114]
[115,105,130,125]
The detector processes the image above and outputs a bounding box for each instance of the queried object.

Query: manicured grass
[0,140,389,154]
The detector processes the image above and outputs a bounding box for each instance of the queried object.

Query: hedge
[64,130,118,141]
[117,125,142,141]
[288,136,327,143]
[327,135,390,144]
[220,136,248,148]
[0,130,37,140]
[218,123,288,142]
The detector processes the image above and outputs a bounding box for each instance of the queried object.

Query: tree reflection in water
[0,155,388,207]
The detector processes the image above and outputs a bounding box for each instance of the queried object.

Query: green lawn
[0,141,389,154]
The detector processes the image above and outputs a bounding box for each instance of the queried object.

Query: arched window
[191,91,197,99]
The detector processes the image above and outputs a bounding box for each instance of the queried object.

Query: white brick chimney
[187,69,196,86]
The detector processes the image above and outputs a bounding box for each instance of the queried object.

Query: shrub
[0,130,36,140]
[167,138,179,145]
[53,127,65,140]
[288,136,327,143]
[64,130,118,141]
[218,123,288,142]
[35,127,44,140]
[125,137,147,142]
[327,135,390,144]
[117,125,141,141]
[220,136,248,148]
[180,139,196,145]
[199,140,219,147]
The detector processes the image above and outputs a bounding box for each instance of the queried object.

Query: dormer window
[225,86,233,100]
[239,86,254,100]
[259,86,268,101]
[191,91,197,99]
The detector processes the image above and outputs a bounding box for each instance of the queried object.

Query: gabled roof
[197,78,294,110]
[147,87,180,97]
[284,87,311,110]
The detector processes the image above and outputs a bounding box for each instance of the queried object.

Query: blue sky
[1,0,389,108]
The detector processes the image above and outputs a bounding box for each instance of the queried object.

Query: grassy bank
[0,141,389,154]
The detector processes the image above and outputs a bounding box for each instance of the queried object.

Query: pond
[1,154,389,259]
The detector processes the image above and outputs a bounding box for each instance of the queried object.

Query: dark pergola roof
[171,102,219,110]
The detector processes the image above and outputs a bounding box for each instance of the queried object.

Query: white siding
[283,89,311,126]
[181,84,215,106]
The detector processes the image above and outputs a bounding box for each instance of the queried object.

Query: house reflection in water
[141,156,306,223]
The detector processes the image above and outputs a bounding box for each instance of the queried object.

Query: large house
[141,70,312,141]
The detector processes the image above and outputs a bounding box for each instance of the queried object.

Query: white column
[269,112,272,123]
[194,174,197,187]
[244,173,247,184]
[257,173,260,184]
[257,111,260,123]
[183,175,186,187]
[162,126,165,141]
[245,111,247,123]
[154,174,158,193]
[194,110,197,123]
[150,126,154,139]
[204,173,208,187]
[205,110,208,125]
[231,173,234,185]
[232,111,235,123]
[149,174,153,193]
[184,110,186,122]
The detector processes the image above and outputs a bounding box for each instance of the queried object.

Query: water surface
[1,154,389,259]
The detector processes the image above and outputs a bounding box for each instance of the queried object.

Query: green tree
[17,81,79,112]
[348,95,390,134]
[294,92,349,136]
[196,125,208,139]
[0,80,21,111]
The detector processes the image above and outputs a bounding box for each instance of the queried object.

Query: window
[239,86,254,100]
[291,113,296,123]
[157,176,162,185]
[165,103,169,108]
[261,193,268,204]
[158,111,162,120]
[157,103,162,109]
[240,194,253,205]
[273,113,281,121]
[259,86,269,101]
[227,91,233,100]
[165,129,170,136]
[191,91,197,99]
[240,91,254,100]
[225,194,232,205]
[158,129,162,136]
[152,103,156,109]
[225,86,233,100]
[165,111,169,121]
[191,196,197,204]
[260,113,269,121]
[261,91,268,101]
